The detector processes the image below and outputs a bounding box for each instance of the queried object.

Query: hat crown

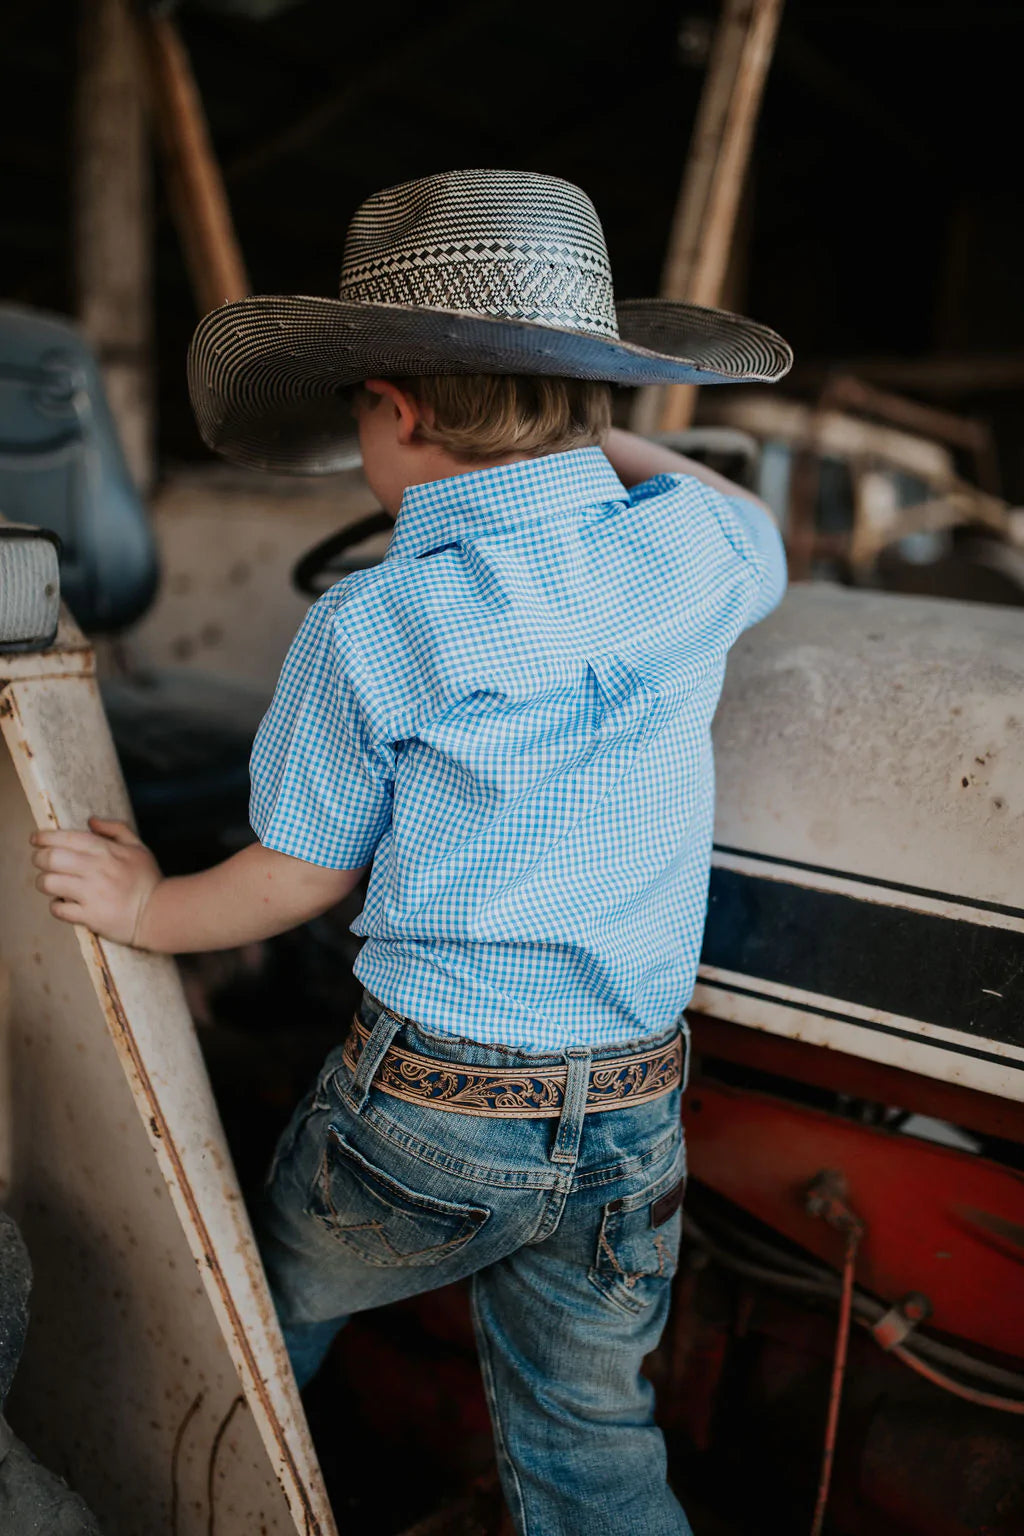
[338,169,620,340]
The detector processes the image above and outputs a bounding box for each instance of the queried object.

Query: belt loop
[344,1006,402,1116]
[550,1047,592,1166]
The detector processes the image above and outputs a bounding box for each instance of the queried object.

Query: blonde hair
[363,374,612,460]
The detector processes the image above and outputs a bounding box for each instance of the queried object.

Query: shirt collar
[386,446,628,559]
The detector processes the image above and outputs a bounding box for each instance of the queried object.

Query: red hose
[810,1225,859,1536]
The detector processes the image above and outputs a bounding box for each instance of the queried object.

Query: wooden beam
[698,393,957,484]
[141,13,250,316]
[632,0,784,436]
[794,351,1024,398]
[820,374,1001,494]
[0,966,9,1200]
[74,0,153,492]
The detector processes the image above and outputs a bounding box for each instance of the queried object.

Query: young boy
[31,171,790,1535]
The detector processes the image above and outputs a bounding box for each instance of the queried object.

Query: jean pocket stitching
[587,1151,686,1314]
[306,1128,490,1268]
[612,1143,686,1217]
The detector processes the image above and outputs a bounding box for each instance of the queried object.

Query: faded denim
[258,992,692,1536]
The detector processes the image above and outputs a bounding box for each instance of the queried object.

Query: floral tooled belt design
[341,1017,684,1119]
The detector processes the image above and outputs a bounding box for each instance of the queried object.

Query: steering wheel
[291,511,393,597]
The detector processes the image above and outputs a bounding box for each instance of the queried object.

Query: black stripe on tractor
[712,844,1024,924]
[701,868,1024,1050]
[694,980,1024,1073]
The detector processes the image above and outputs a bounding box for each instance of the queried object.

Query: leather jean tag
[650,1177,685,1228]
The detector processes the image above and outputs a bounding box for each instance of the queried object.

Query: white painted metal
[0,619,335,1535]
[122,466,375,689]
[698,584,1024,1102]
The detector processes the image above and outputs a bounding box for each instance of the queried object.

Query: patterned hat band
[337,257,620,339]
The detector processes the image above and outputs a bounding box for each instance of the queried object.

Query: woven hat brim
[188,295,793,475]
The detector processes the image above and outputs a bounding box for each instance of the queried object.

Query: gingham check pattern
[250,447,786,1050]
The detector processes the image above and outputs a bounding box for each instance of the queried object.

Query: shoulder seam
[693,481,761,576]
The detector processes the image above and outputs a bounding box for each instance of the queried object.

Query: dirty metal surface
[696,585,1024,1103]
[682,1076,1024,1360]
[689,1015,1024,1144]
[123,466,377,691]
[0,658,334,1534]
[0,613,93,683]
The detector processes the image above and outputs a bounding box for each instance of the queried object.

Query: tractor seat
[0,305,263,866]
[0,305,158,632]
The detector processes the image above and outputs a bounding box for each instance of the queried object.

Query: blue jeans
[258,992,692,1536]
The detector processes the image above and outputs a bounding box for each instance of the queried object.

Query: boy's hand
[30,818,162,947]
[31,827,365,955]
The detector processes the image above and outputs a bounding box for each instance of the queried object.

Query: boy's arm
[31,817,364,953]
[605,427,786,628]
[603,427,774,516]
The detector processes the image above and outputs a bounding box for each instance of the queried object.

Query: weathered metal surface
[0,639,334,1534]
[857,1399,1024,1536]
[682,1076,1024,1359]
[0,614,93,684]
[123,466,375,689]
[695,585,1024,1102]
[689,1015,1024,1143]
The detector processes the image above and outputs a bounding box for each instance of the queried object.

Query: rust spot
[88,941,324,1531]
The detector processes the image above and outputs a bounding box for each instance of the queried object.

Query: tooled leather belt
[342,1015,685,1119]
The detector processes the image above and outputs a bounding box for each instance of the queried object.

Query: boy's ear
[363,379,422,446]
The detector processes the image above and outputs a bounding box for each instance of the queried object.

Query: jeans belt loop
[679,1016,692,1096]
[344,1006,403,1116]
[550,1046,592,1166]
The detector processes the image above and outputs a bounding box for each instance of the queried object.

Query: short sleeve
[249,596,393,868]
[707,488,788,630]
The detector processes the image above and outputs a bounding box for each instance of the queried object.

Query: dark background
[5,0,1024,491]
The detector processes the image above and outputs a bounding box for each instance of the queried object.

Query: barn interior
[2,2,1024,1534]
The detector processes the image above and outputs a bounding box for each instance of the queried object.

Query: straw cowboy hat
[188,169,793,475]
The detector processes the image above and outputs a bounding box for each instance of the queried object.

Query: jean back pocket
[306,1128,490,1268]
[588,1142,686,1314]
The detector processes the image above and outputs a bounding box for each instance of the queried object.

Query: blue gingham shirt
[250,447,785,1050]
